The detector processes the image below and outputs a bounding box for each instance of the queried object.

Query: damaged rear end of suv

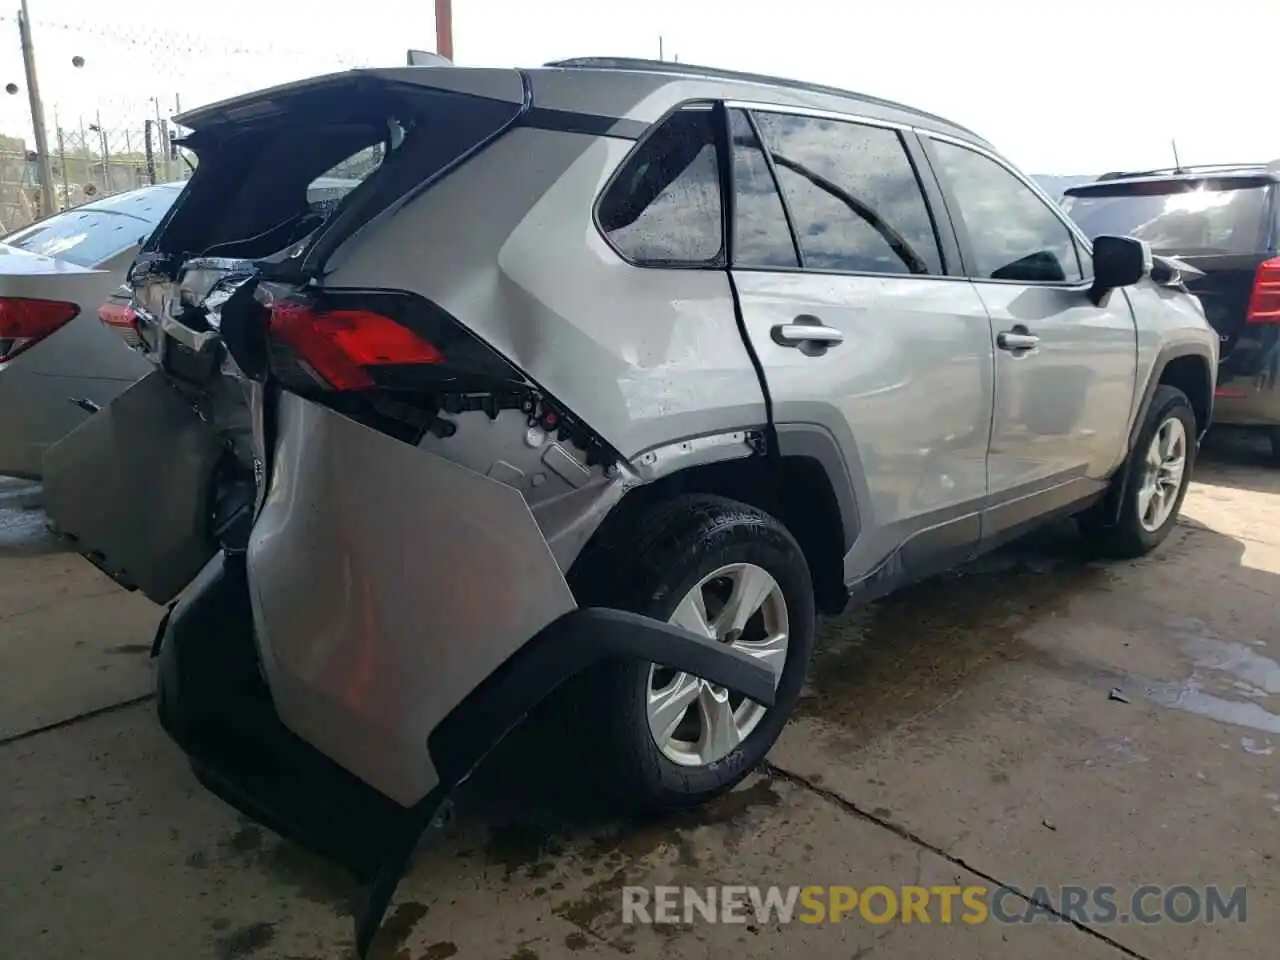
[41,64,782,954]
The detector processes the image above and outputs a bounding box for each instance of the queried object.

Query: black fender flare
[1105,342,1215,524]
[1126,342,1216,452]
[773,421,863,555]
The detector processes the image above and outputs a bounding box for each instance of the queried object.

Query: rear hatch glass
[1062,177,1274,255]
[141,71,524,281]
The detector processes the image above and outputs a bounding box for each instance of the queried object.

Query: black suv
[1064,163,1280,458]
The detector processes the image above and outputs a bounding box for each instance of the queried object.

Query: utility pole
[659,36,664,61]
[18,0,56,217]
[435,0,453,60]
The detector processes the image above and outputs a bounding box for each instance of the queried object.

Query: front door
[922,136,1139,534]
[724,106,996,582]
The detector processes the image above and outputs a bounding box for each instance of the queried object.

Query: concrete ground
[2,433,1278,960]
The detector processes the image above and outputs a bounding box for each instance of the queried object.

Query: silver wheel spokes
[1138,416,1187,533]
[648,562,789,767]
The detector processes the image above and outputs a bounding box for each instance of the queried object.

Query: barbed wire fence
[0,13,372,233]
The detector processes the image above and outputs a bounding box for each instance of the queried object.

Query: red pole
[435,0,454,60]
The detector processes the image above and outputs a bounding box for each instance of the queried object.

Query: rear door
[726,105,995,582]
[923,135,1138,532]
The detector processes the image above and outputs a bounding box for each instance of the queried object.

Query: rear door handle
[997,330,1040,352]
[771,320,845,348]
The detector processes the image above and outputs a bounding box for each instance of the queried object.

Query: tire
[1269,428,1280,466]
[1080,384,1196,558]
[566,493,816,812]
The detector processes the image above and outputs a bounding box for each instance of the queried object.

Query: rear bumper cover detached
[156,550,775,958]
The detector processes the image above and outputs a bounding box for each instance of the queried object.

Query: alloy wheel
[647,562,789,766]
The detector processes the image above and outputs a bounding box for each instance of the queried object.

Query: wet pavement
[2,437,1279,959]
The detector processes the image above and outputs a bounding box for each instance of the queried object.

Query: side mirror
[1090,235,1152,305]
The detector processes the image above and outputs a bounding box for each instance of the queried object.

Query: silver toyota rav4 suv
[41,58,1217,952]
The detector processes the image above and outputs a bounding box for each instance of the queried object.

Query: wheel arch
[1130,343,1216,449]
[1102,342,1214,527]
[569,426,861,615]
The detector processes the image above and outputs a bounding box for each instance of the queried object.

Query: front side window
[751,112,943,276]
[930,139,1083,283]
[597,107,723,264]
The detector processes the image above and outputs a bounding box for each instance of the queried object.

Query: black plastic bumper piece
[154,552,777,957]
[153,554,412,877]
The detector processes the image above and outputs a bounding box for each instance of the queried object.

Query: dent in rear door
[725,107,994,581]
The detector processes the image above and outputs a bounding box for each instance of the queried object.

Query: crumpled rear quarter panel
[247,392,577,806]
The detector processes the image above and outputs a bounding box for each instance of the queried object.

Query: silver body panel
[246,392,577,805]
[41,370,221,603]
[733,271,994,580]
[973,281,1139,492]
[325,130,768,459]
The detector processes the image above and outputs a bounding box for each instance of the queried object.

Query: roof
[545,57,983,141]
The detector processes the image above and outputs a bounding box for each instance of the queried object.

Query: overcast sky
[2,0,1275,174]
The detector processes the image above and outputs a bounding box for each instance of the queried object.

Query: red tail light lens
[267,303,445,391]
[1246,257,1280,324]
[97,301,144,349]
[0,297,79,362]
[98,301,138,329]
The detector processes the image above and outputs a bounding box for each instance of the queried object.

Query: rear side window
[930,139,1083,283]
[597,107,723,264]
[751,112,943,276]
[1063,180,1273,255]
[728,110,799,268]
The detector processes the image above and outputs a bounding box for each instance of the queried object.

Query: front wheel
[1080,384,1196,558]
[568,494,816,812]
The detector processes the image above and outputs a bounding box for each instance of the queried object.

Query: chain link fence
[0,122,192,234]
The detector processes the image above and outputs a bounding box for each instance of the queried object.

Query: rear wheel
[1080,385,1196,558]
[568,494,815,812]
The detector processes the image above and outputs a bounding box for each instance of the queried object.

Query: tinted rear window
[2,188,178,267]
[1063,179,1273,254]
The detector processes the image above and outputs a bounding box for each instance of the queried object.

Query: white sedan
[0,183,183,478]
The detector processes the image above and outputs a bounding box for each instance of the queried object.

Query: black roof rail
[544,57,981,139]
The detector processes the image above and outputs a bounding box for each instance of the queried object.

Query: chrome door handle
[997,330,1040,352]
[771,321,845,348]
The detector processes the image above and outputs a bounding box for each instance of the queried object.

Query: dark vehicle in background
[1064,163,1280,459]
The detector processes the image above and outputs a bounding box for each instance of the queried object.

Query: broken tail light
[0,297,79,363]
[1246,258,1280,324]
[261,291,616,464]
[267,303,445,392]
[98,301,144,350]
